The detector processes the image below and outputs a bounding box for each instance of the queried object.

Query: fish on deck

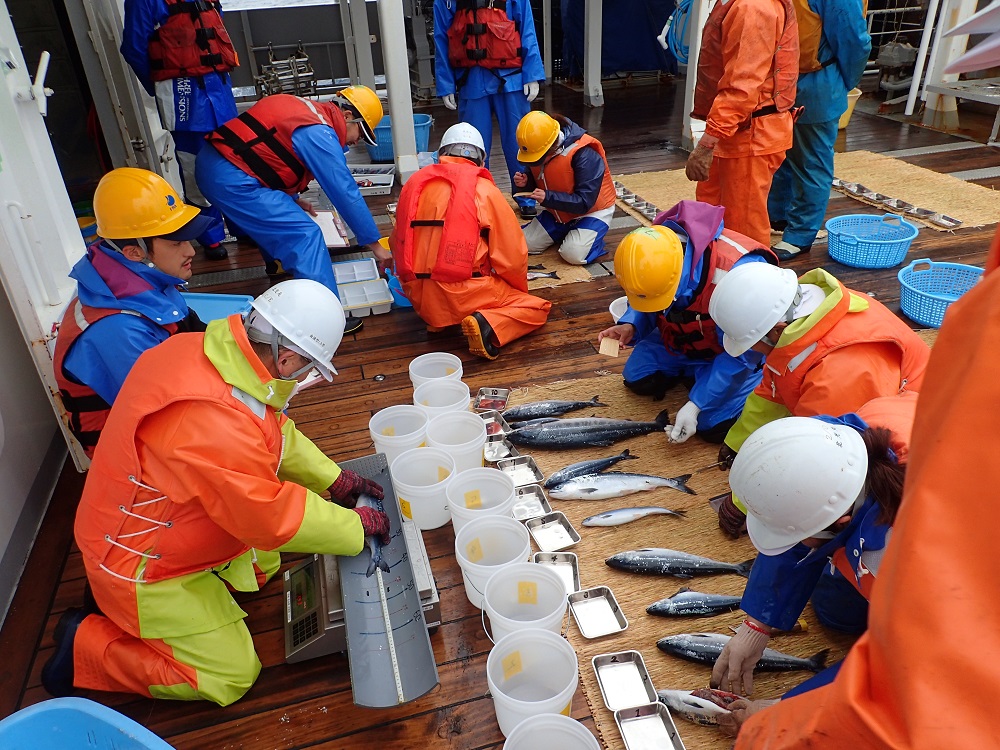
[582,505,687,526]
[647,587,742,617]
[550,472,695,500]
[605,548,753,578]
[543,448,639,488]
[657,633,829,673]
[508,410,670,449]
[657,688,742,726]
[502,395,607,421]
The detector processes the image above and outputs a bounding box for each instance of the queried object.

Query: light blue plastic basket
[825,213,918,269]
[897,258,983,328]
[0,698,175,749]
[366,114,433,163]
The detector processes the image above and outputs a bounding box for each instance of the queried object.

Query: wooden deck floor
[1,82,996,749]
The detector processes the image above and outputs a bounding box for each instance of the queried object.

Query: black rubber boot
[41,608,87,697]
[623,372,683,401]
[698,416,739,444]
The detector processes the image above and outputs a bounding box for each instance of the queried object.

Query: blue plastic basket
[0,698,176,749]
[897,258,983,328]
[366,114,433,163]
[825,213,919,269]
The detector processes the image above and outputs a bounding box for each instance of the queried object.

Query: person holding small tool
[42,280,390,706]
[515,111,616,265]
[597,200,775,443]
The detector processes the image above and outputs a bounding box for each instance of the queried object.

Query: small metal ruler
[337,454,439,708]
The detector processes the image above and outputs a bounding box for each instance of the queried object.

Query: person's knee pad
[623,372,681,401]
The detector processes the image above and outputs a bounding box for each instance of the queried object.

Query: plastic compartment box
[338,279,393,316]
[180,292,253,323]
[332,258,379,285]
[350,166,396,196]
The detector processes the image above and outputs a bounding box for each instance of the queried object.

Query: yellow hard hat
[93,167,202,240]
[614,226,685,312]
[339,85,383,147]
[516,111,560,163]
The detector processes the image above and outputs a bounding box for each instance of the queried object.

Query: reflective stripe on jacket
[528,133,615,224]
[148,0,238,82]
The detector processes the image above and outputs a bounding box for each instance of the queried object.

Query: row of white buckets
[368,353,595,744]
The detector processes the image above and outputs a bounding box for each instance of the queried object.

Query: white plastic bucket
[502,714,600,750]
[483,562,567,644]
[446,467,516,535]
[409,351,464,389]
[428,411,488,475]
[609,295,628,323]
[390,447,456,530]
[486,628,579,737]
[413,379,471,420]
[454,515,531,608]
[369,405,428,466]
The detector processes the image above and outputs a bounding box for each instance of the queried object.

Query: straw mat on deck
[503,379,857,750]
[615,170,696,220]
[526,251,596,289]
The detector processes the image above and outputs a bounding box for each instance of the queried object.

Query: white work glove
[524,80,539,102]
[669,400,701,443]
[442,93,457,110]
[710,621,771,696]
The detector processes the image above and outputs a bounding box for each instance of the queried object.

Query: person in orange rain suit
[721,230,1000,748]
[390,122,551,361]
[41,280,390,706]
[685,0,798,246]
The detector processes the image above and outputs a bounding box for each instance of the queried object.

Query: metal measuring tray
[512,484,551,521]
[496,455,544,486]
[615,702,686,750]
[484,439,519,463]
[533,551,581,595]
[929,213,962,229]
[474,387,511,412]
[569,586,628,638]
[593,651,657,711]
[882,197,915,212]
[525,511,581,552]
[478,409,513,441]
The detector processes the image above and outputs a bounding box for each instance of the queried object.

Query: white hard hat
[730,417,869,556]
[708,263,800,356]
[439,122,486,163]
[247,279,345,380]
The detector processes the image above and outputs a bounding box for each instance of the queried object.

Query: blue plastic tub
[181,292,253,322]
[0,698,176,749]
[366,114,433,163]
[825,213,919,269]
[897,258,983,328]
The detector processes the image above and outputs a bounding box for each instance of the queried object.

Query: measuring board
[337,454,440,708]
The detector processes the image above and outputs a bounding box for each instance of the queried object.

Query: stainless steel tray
[512,484,551,521]
[615,702,686,750]
[882,197,915,212]
[929,213,962,229]
[593,651,657,711]
[478,409,513,441]
[473,387,511,412]
[533,551,581,595]
[569,586,628,638]
[484,439,519,463]
[525,511,581,552]
[496,455,544,487]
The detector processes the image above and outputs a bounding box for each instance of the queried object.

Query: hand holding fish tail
[710,620,772,695]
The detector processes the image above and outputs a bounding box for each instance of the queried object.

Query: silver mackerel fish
[605,548,753,578]
[543,448,639,488]
[550,472,694,500]
[657,633,829,673]
[508,410,671,449]
[582,506,687,526]
[502,395,606,421]
[646,587,743,617]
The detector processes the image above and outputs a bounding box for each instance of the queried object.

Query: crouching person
[43,280,389,705]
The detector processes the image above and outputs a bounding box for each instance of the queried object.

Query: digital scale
[283,454,440,707]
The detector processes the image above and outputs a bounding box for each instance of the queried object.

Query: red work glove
[718,492,748,539]
[328,469,384,508]
[353,505,391,545]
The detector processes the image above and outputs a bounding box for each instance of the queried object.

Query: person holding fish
[709,393,915,707]
[598,200,776,444]
[390,123,551,361]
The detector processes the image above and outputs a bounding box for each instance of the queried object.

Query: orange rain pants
[696,151,785,247]
[735,230,1000,747]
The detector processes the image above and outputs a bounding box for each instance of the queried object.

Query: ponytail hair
[862,426,907,525]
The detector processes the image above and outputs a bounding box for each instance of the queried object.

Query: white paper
[311,211,349,248]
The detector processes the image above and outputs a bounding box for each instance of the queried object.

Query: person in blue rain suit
[767,0,871,260]
[120,0,241,260]
[597,201,776,443]
[434,0,545,219]
[195,89,390,335]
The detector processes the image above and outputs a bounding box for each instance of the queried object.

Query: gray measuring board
[337,453,440,708]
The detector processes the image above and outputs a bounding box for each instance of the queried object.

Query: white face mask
[289,368,324,399]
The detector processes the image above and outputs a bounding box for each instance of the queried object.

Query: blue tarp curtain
[560,0,678,77]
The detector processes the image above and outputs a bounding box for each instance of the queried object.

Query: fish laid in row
[606,548,753,578]
[527,270,560,281]
[508,410,670,449]
[657,688,742,726]
[582,506,687,526]
[543,448,639,488]
[646,587,743,617]
[502,395,606,421]
[357,493,391,578]
[550,472,694,500]
[657,633,829,673]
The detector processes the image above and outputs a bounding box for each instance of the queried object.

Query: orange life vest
[692,0,799,120]
[148,0,239,83]
[528,133,616,224]
[657,232,776,359]
[206,94,347,194]
[394,161,495,283]
[447,0,524,70]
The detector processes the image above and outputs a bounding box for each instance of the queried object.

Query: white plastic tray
[332,258,379,284]
[350,166,395,196]
[338,279,393,316]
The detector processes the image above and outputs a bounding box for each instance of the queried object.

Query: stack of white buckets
[367,352,599,749]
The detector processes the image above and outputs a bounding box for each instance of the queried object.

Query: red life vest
[692,0,799,120]
[394,161,494,283]
[528,133,616,224]
[447,0,525,70]
[657,232,776,359]
[148,0,239,83]
[206,94,347,194]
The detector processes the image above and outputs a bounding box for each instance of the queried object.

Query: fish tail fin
[366,557,378,577]
[674,586,692,595]
[735,559,755,577]
[655,409,670,428]
[621,448,639,461]
[591,395,608,407]
[552,271,560,279]
[808,649,831,672]
[378,557,391,574]
[671,509,688,518]
[673,474,696,495]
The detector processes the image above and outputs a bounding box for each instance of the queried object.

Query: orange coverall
[390,155,551,346]
[735,233,1000,747]
[696,0,795,245]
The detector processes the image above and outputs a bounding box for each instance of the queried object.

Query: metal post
[682,0,711,150]
[348,0,377,89]
[904,0,940,115]
[377,0,419,181]
[921,0,977,130]
[583,0,604,107]
[543,0,553,82]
